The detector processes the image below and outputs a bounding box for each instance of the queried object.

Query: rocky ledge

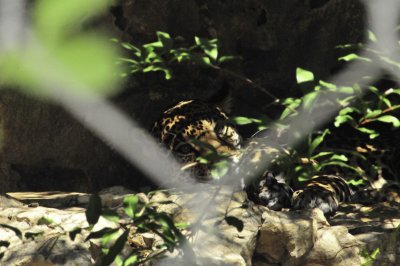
[0,187,399,265]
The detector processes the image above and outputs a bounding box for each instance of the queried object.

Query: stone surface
[331,202,400,265]
[255,208,361,266]
[149,187,265,265]
[1,188,399,265]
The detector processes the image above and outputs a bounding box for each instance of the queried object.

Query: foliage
[84,193,193,265]
[0,193,192,265]
[0,0,122,98]
[114,31,238,80]
[232,33,400,186]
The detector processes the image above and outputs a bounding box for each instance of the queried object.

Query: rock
[331,202,400,265]
[1,187,399,266]
[0,205,95,265]
[149,187,265,265]
[256,209,329,263]
[255,208,361,266]
[285,226,361,266]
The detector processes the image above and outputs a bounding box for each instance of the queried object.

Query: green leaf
[318,161,361,173]
[311,151,334,159]
[114,255,123,266]
[86,193,102,225]
[218,55,238,64]
[302,91,319,109]
[194,55,212,66]
[34,0,112,44]
[143,41,163,50]
[337,86,355,94]
[334,114,354,127]
[211,160,229,179]
[232,116,255,125]
[85,227,119,242]
[375,115,400,127]
[101,230,129,266]
[309,129,330,155]
[368,30,377,42]
[381,97,392,108]
[296,68,314,84]
[347,179,365,186]
[319,80,336,90]
[386,88,400,95]
[123,195,139,218]
[124,255,138,265]
[37,216,55,225]
[338,53,371,62]
[0,224,22,239]
[224,216,244,232]
[280,99,301,119]
[195,37,218,61]
[330,154,348,161]
[357,127,380,139]
[365,109,382,119]
[156,31,173,51]
[339,107,356,115]
[121,43,141,57]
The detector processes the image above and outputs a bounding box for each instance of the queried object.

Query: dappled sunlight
[0,0,400,264]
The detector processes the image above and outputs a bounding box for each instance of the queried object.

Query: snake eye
[177,144,192,154]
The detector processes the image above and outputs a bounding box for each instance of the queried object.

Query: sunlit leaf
[347,179,365,186]
[280,99,301,119]
[357,127,379,139]
[232,116,261,125]
[195,37,218,61]
[319,80,336,90]
[156,31,173,51]
[296,68,314,84]
[37,216,55,225]
[124,255,138,265]
[309,129,330,155]
[311,151,334,159]
[123,195,139,218]
[337,86,354,94]
[101,230,129,266]
[368,30,377,42]
[114,255,123,266]
[375,115,400,127]
[330,154,348,161]
[302,91,319,109]
[194,55,212,65]
[338,53,371,62]
[364,110,382,119]
[334,114,354,127]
